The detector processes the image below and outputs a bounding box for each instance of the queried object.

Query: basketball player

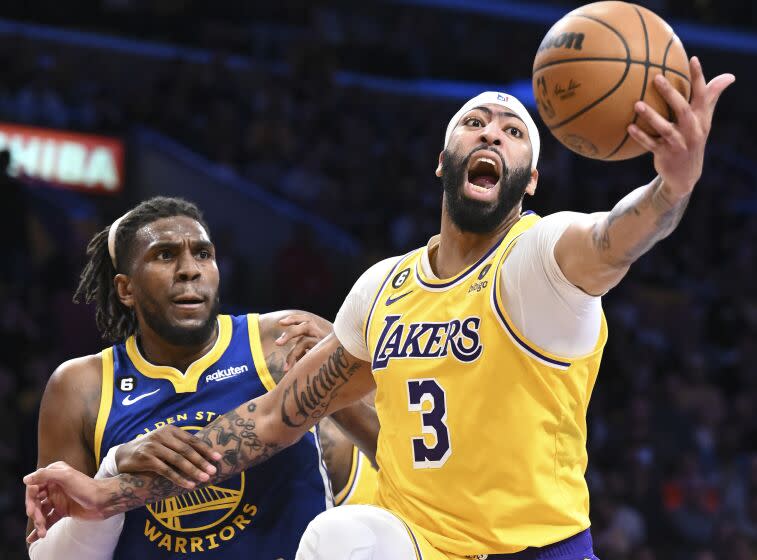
[24,196,378,559]
[25,58,734,559]
[318,397,379,507]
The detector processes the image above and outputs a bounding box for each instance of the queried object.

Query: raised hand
[628,56,735,202]
[115,425,222,489]
[275,313,333,371]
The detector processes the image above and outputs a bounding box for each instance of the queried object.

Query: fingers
[633,102,686,151]
[26,528,39,544]
[143,457,198,489]
[31,491,49,538]
[24,466,65,487]
[689,56,708,105]
[627,123,659,153]
[276,322,312,347]
[688,56,735,129]
[278,314,311,327]
[25,484,50,538]
[164,427,221,471]
[130,428,221,486]
[652,74,695,131]
[25,483,41,518]
[704,73,736,120]
[285,336,319,371]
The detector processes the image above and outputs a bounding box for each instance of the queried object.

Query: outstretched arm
[555,57,734,295]
[26,334,375,528]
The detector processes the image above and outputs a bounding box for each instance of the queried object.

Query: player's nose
[479,123,503,146]
[176,248,201,281]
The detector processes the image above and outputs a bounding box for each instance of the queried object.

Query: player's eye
[464,117,484,127]
[157,250,173,260]
[197,249,212,259]
[507,126,524,138]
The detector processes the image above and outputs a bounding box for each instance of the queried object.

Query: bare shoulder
[38,352,105,473]
[45,353,103,399]
[43,353,104,437]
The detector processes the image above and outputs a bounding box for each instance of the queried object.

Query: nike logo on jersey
[385,291,413,306]
[122,388,161,406]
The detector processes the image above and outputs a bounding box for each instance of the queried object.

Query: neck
[136,321,219,373]
[432,199,522,279]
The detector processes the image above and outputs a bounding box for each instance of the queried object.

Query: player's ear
[525,169,539,196]
[435,151,444,177]
[114,274,134,308]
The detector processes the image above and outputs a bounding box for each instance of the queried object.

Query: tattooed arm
[25,334,375,527]
[260,310,379,464]
[554,177,689,295]
[554,58,734,295]
[258,310,334,381]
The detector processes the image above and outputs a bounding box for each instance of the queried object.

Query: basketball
[532,1,691,160]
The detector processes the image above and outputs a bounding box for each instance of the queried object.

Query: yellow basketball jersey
[334,447,379,506]
[364,213,608,555]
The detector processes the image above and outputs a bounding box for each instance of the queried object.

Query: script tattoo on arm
[98,345,364,516]
[280,346,362,428]
[99,401,282,516]
[591,176,690,265]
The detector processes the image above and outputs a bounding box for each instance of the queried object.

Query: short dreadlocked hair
[74,196,211,342]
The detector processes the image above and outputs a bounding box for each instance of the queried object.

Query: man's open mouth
[467,153,502,189]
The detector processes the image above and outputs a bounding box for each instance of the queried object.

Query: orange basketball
[532,1,691,161]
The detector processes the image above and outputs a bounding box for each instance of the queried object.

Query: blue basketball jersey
[95,314,331,559]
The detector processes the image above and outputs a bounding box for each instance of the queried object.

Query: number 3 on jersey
[407,379,451,469]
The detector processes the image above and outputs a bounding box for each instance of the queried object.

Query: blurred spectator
[0,150,29,288]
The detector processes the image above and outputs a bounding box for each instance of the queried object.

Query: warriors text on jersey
[363,213,608,555]
[95,314,331,559]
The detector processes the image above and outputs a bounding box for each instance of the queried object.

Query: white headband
[444,91,540,170]
[107,211,131,268]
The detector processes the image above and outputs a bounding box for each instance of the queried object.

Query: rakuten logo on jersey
[0,122,124,194]
[205,364,249,383]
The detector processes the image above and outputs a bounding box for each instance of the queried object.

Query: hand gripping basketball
[628,57,735,201]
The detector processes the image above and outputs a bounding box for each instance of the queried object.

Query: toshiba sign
[0,123,124,194]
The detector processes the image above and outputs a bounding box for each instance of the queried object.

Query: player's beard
[441,147,532,234]
[140,294,221,347]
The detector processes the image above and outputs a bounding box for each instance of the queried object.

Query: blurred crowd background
[0,1,755,559]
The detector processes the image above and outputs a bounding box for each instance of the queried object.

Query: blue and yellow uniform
[364,213,607,557]
[95,314,331,559]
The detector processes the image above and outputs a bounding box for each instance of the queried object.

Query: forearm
[96,398,289,516]
[591,176,690,267]
[330,400,379,466]
[95,341,370,516]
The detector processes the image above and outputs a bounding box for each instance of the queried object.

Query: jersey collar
[125,315,233,393]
